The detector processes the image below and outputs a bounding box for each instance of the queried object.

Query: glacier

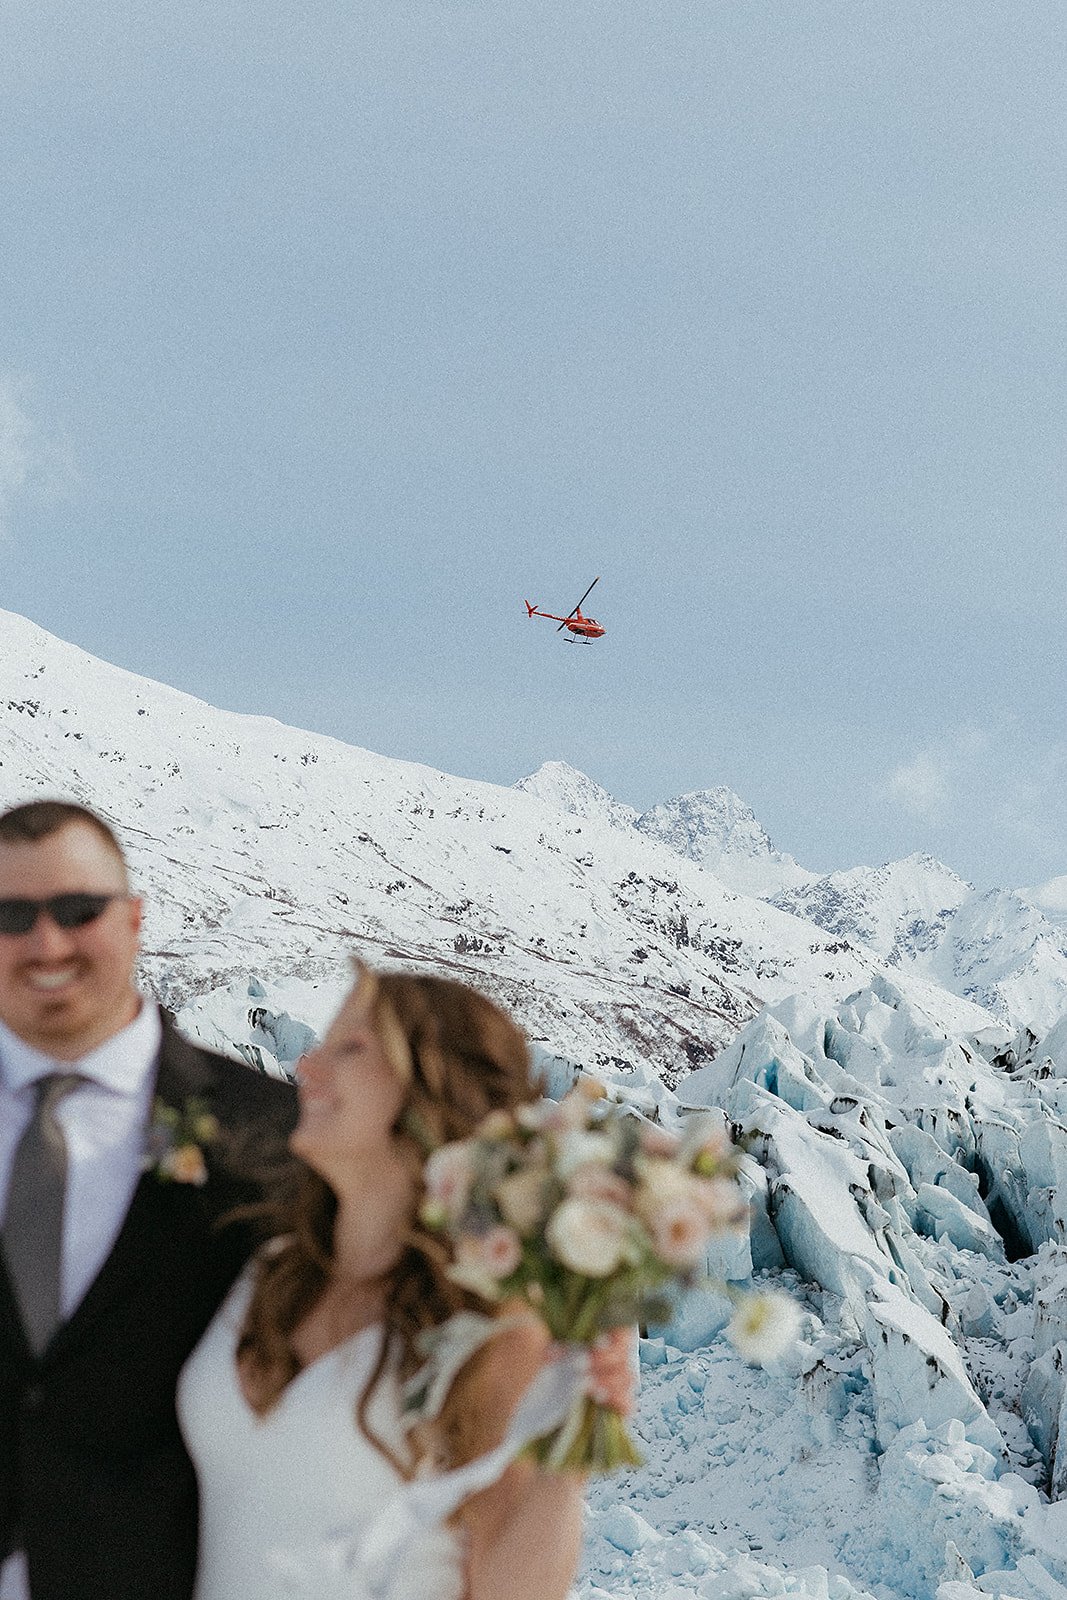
[576,980,1067,1599]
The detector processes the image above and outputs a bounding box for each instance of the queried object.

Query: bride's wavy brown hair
[236,961,539,1474]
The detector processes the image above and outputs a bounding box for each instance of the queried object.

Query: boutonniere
[143,1096,220,1185]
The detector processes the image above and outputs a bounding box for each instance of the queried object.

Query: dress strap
[359,1346,589,1598]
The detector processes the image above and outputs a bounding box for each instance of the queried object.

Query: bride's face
[290,986,407,1177]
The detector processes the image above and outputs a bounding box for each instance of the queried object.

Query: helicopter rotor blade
[556,576,600,631]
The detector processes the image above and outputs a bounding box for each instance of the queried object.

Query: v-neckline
[288,1321,382,1394]
[239,1320,384,1420]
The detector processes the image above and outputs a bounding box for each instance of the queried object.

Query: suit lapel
[42,1013,223,1366]
[153,1013,217,1106]
[0,1248,31,1362]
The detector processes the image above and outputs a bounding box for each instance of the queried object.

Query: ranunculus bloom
[566,1162,632,1212]
[693,1175,748,1230]
[649,1197,709,1268]
[496,1169,549,1235]
[450,1228,522,1298]
[638,1124,680,1159]
[634,1157,696,1221]
[556,1129,616,1179]
[546,1198,632,1277]
[479,1228,524,1280]
[424,1142,475,1222]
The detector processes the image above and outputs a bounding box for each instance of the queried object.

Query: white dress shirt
[0,999,162,1600]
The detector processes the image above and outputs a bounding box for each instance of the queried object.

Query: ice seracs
[631,980,1067,1598]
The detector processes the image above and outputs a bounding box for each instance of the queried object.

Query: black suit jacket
[0,1012,297,1600]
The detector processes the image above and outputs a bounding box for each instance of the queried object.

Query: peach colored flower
[469,1226,523,1279]
[649,1197,710,1268]
[566,1163,632,1211]
[424,1142,475,1223]
[448,1228,522,1298]
[638,1124,680,1159]
[161,1145,209,1186]
[546,1198,633,1277]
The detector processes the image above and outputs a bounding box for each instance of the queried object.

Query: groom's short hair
[0,799,129,876]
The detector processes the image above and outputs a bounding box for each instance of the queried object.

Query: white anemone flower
[727,1289,802,1365]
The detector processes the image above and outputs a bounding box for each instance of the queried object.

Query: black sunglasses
[0,893,128,936]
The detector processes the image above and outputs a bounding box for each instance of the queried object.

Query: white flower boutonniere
[144,1096,220,1185]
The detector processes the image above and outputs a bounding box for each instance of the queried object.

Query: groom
[0,800,297,1600]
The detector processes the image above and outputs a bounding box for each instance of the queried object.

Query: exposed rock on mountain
[635,786,816,899]
[775,857,1067,1033]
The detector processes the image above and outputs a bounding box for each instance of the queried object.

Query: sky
[1,0,1064,892]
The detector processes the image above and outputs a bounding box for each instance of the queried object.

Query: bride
[178,963,632,1600]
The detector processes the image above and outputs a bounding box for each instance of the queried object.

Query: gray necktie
[2,1073,84,1354]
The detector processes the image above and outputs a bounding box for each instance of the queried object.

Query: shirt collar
[0,1000,163,1097]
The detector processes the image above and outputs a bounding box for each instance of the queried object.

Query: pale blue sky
[1,1,1063,889]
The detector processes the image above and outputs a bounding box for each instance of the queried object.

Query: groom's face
[0,821,143,1060]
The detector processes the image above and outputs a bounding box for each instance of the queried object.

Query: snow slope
[0,609,980,1087]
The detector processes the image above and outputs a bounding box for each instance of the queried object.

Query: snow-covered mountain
[634,785,817,899]
[774,856,1067,1034]
[520,764,1067,1036]
[513,760,639,831]
[517,763,816,899]
[4,609,962,1087]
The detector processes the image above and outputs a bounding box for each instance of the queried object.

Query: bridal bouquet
[418,1080,795,1472]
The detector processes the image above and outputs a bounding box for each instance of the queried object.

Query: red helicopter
[524,577,605,641]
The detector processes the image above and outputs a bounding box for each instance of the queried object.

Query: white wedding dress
[177,1269,466,1600]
